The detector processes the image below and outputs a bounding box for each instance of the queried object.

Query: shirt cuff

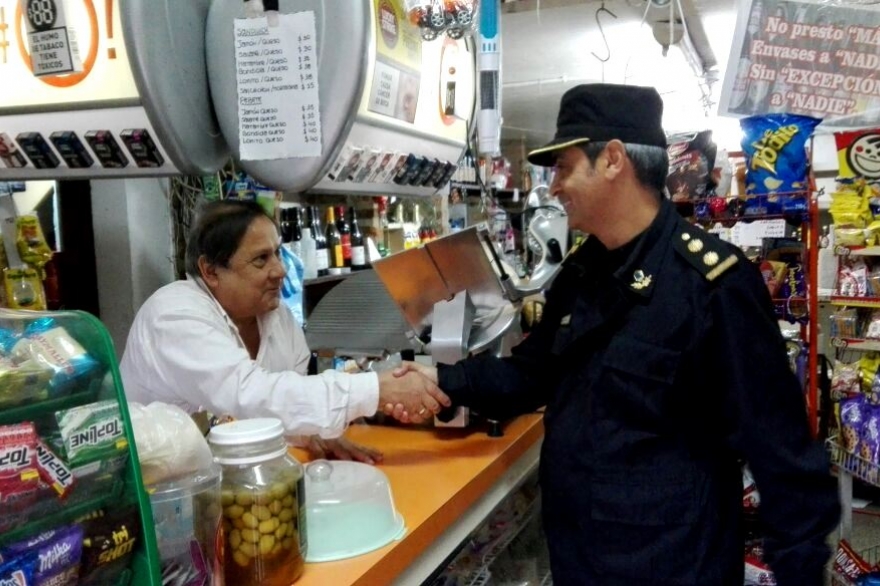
[346,372,380,420]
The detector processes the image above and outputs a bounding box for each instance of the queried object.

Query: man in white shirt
[121,200,448,462]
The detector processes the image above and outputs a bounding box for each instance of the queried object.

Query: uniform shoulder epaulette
[673,224,739,282]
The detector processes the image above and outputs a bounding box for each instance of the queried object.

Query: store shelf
[831,337,880,352]
[830,296,880,308]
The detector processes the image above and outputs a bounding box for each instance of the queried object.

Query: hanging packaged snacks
[835,128,880,180]
[740,113,821,198]
[777,262,808,323]
[666,130,716,202]
[78,507,140,585]
[3,267,46,311]
[15,214,52,275]
[55,401,127,468]
[840,395,867,454]
[835,539,874,581]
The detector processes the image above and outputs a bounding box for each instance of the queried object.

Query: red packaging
[0,423,40,505]
[834,539,873,580]
[35,439,75,498]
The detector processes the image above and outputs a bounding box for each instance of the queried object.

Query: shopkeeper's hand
[392,361,438,384]
[305,436,383,465]
[377,369,449,424]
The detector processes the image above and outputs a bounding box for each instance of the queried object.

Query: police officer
[394,84,839,585]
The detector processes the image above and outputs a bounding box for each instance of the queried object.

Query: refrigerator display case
[0,308,160,585]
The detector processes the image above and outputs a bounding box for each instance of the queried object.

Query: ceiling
[496,0,741,149]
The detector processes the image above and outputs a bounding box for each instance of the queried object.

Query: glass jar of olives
[208,418,306,586]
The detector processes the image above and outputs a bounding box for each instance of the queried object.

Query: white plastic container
[148,465,223,585]
[304,460,406,562]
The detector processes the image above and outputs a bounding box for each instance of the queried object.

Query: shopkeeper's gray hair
[185,199,275,278]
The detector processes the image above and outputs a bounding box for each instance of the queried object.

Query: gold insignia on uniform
[681,233,692,242]
[561,314,572,326]
[687,239,704,253]
[631,269,652,290]
[703,252,720,267]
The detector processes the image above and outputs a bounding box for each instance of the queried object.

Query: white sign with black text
[234,11,322,161]
[20,0,83,77]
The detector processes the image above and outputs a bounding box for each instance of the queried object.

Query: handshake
[376,361,447,424]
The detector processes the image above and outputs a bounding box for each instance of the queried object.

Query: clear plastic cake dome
[304,460,406,562]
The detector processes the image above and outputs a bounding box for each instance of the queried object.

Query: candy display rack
[0,308,161,585]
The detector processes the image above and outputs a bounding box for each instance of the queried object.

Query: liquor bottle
[349,206,367,270]
[279,208,293,244]
[325,207,345,276]
[335,205,352,273]
[288,207,303,261]
[311,206,330,277]
[300,206,317,280]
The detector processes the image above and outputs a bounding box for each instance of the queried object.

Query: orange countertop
[290,413,545,586]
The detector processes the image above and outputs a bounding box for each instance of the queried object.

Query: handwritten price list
[234,11,322,161]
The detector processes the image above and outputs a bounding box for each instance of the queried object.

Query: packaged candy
[833,360,862,400]
[1,524,84,586]
[79,507,140,585]
[858,572,880,586]
[55,401,127,468]
[835,128,880,180]
[741,113,821,196]
[0,357,53,409]
[35,439,74,499]
[840,396,868,454]
[0,423,40,507]
[777,262,808,323]
[742,466,760,513]
[666,130,716,202]
[862,353,880,393]
[835,539,874,580]
[11,319,100,395]
[861,408,880,473]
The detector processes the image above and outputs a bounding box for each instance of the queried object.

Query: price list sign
[720,0,880,126]
[234,11,322,161]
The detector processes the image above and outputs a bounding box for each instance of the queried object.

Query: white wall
[91,178,175,358]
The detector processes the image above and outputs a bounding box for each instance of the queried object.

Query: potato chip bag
[741,113,821,196]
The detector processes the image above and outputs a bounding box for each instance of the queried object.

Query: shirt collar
[188,275,280,338]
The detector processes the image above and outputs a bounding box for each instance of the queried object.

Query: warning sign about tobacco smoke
[720,0,880,126]
[21,0,83,77]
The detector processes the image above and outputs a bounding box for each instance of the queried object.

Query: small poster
[720,0,880,126]
[369,0,422,123]
[234,11,323,161]
[21,0,83,77]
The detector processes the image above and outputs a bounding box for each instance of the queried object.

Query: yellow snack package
[3,267,46,310]
[860,353,880,393]
[16,214,52,274]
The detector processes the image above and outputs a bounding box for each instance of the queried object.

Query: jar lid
[207,418,284,446]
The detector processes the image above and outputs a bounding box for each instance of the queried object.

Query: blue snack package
[0,554,37,585]
[12,319,100,395]
[859,573,880,586]
[741,113,821,196]
[1,524,83,586]
[0,327,20,355]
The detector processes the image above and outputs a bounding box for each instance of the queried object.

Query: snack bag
[840,395,868,454]
[15,214,52,275]
[744,555,776,586]
[666,130,716,202]
[833,360,862,400]
[741,113,821,196]
[3,267,46,311]
[835,539,874,580]
[79,507,140,586]
[835,128,880,180]
[0,555,37,586]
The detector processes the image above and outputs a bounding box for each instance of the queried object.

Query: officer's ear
[601,140,626,182]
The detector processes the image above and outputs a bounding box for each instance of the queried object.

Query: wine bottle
[325,207,345,276]
[335,205,352,272]
[311,206,330,277]
[349,206,367,270]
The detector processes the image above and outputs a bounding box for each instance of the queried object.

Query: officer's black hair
[185,199,275,278]
[580,142,668,195]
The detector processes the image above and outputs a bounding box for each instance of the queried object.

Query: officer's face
[550,146,602,233]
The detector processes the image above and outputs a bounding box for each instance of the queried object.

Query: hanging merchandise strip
[234,10,322,161]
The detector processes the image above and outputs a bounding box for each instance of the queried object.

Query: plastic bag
[128,402,214,486]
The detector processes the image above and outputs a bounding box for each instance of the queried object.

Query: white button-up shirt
[119,279,379,438]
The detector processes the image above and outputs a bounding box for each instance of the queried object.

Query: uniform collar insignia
[630,269,652,291]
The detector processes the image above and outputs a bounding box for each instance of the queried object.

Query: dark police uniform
[438,198,839,586]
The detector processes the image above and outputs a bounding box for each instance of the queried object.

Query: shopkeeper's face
[208,215,285,320]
